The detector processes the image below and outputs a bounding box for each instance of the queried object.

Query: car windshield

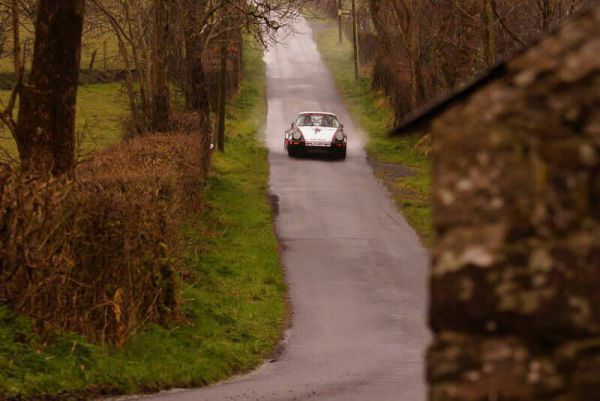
[296,114,339,128]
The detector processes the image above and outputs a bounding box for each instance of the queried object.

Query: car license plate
[306,141,330,147]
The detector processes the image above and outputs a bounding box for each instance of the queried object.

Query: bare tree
[353,0,596,123]
[91,0,309,139]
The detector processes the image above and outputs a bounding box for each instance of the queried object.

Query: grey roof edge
[389,4,598,136]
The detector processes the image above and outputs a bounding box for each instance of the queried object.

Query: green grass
[0,27,122,73]
[0,41,285,400]
[79,31,123,71]
[309,15,433,245]
[0,82,129,159]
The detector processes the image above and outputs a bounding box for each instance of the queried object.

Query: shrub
[0,133,210,345]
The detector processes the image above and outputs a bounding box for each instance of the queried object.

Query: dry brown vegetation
[0,130,210,345]
[318,0,598,124]
[0,0,306,346]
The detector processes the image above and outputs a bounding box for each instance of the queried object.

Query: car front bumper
[287,140,346,153]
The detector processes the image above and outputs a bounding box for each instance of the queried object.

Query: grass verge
[308,15,433,245]
[0,41,285,400]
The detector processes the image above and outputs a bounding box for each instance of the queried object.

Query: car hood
[298,126,338,141]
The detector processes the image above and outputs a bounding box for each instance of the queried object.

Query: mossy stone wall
[429,7,600,401]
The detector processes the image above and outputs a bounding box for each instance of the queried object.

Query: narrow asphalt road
[132,18,429,401]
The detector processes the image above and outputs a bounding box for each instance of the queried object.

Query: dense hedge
[0,132,211,345]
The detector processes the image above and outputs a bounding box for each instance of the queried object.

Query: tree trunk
[408,1,424,107]
[541,0,552,30]
[151,0,171,132]
[14,0,85,175]
[483,0,497,66]
[115,34,144,136]
[189,50,211,133]
[11,0,22,82]
[183,0,211,133]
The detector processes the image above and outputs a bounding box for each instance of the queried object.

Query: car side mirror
[291,122,295,129]
[340,124,344,129]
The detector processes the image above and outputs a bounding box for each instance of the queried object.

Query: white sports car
[284,112,347,159]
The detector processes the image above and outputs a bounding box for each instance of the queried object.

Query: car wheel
[288,147,298,157]
[334,148,346,160]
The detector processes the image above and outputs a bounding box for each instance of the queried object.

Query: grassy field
[0,42,286,399]
[309,15,433,245]
[79,32,123,71]
[0,27,122,73]
[0,82,129,159]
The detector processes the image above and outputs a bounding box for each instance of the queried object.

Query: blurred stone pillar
[429,7,600,401]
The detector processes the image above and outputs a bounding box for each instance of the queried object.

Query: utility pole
[337,0,343,44]
[216,18,227,152]
[351,0,359,79]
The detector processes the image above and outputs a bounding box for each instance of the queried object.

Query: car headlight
[292,131,302,140]
[334,131,345,141]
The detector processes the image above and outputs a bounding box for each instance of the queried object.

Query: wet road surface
[125,18,429,401]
